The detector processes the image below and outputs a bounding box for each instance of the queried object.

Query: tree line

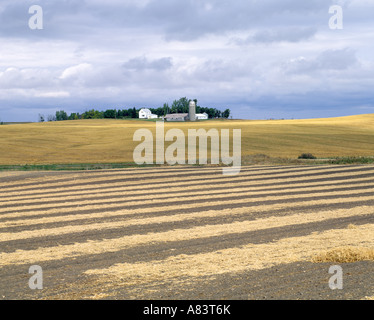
[39,108,138,122]
[38,97,231,122]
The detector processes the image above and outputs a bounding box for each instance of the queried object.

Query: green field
[0,114,374,167]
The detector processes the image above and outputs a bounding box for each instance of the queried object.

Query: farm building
[164,112,208,121]
[164,101,208,121]
[164,113,189,122]
[139,108,158,119]
[196,112,208,120]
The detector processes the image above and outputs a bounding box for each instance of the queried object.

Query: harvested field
[1,114,374,165]
[0,165,373,300]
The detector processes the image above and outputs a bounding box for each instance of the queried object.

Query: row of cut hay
[2,188,374,222]
[0,165,283,188]
[2,178,374,213]
[3,179,374,208]
[82,224,374,293]
[1,165,370,193]
[0,205,373,265]
[2,165,374,198]
[2,172,374,204]
[0,204,372,243]
[311,246,374,263]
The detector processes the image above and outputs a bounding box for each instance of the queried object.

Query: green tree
[222,109,230,119]
[122,109,130,118]
[128,107,137,118]
[82,109,103,119]
[104,109,117,119]
[171,97,190,113]
[56,110,68,121]
[68,113,79,120]
[117,110,124,119]
[163,103,169,116]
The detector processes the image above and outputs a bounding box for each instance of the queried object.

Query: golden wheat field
[1,114,374,165]
[0,165,373,299]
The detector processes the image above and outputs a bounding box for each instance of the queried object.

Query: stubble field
[0,165,373,300]
[1,114,374,166]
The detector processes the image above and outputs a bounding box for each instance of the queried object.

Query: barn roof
[164,113,188,118]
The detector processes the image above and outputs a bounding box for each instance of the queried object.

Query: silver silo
[189,100,196,122]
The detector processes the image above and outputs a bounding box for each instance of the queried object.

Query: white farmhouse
[139,108,158,119]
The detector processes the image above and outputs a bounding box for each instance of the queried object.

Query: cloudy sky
[0,0,374,122]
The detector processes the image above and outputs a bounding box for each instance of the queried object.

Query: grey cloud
[315,49,358,70]
[190,59,252,83]
[122,57,173,71]
[232,27,317,45]
[0,0,335,41]
[145,0,331,41]
[252,27,317,43]
[284,48,358,74]
[1,0,374,122]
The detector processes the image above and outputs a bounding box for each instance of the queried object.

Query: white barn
[196,112,208,120]
[139,108,158,119]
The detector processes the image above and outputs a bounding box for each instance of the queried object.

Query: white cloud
[59,63,93,80]
[0,67,56,89]
[34,91,70,98]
